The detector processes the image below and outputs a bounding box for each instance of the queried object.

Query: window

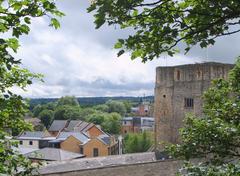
[19,140,23,145]
[124,121,127,125]
[29,141,33,145]
[197,70,201,78]
[184,98,194,108]
[80,147,84,154]
[124,130,127,134]
[176,70,181,80]
[93,148,99,157]
[163,95,166,98]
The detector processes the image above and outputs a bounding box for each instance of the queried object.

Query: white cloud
[13,0,237,98]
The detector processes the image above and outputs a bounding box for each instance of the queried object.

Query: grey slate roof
[98,134,111,145]
[57,132,89,144]
[18,131,46,140]
[39,152,156,174]
[25,148,85,161]
[64,120,82,131]
[48,120,68,132]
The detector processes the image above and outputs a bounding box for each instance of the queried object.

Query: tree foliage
[124,131,153,153]
[39,109,54,128]
[57,96,80,107]
[88,0,240,62]
[106,100,127,116]
[0,0,63,174]
[102,112,122,134]
[54,105,83,120]
[166,58,240,175]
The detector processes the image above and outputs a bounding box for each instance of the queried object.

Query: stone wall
[42,159,182,176]
[154,62,234,149]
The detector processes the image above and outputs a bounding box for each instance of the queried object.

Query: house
[48,132,89,152]
[17,131,55,149]
[25,148,85,162]
[48,120,105,138]
[80,134,118,157]
[49,132,118,157]
[121,117,154,134]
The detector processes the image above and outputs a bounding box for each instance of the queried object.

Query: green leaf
[114,41,122,49]
[50,18,61,29]
[117,50,125,57]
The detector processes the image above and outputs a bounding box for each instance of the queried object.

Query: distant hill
[29,96,154,109]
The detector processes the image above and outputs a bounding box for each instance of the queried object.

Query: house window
[124,130,127,134]
[80,147,84,154]
[124,121,127,125]
[184,98,194,108]
[19,140,23,145]
[29,141,33,145]
[93,148,99,157]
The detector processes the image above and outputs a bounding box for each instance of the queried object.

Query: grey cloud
[16,0,240,98]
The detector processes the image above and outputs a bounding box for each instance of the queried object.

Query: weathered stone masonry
[154,62,233,148]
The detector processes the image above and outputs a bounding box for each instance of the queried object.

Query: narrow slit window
[177,70,181,80]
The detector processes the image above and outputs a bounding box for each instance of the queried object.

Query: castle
[154,62,234,149]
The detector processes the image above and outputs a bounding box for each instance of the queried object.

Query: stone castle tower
[154,62,233,149]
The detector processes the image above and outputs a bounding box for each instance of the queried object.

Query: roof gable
[49,120,68,132]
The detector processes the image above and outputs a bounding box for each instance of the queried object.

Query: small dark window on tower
[163,95,166,98]
[184,98,194,108]
[197,70,201,78]
[29,141,33,145]
[177,70,181,80]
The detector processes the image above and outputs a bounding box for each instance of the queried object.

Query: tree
[57,96,80,107]
[123,101,132,113]
[0,0,63,174]
[54,105,83,120]
[33,104,44,117]
[106,100,126,116]
[166,58,240,175]
[124,131,153,153]
[102,112,122,134]
[88,0,240,62]
[94,104,109,112]
[39,109,54,128]
[86,112,105,125]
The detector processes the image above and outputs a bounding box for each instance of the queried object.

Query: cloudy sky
[15,0,240,98]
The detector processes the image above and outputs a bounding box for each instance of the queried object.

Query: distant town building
[154,62,234,149]
[121,117,154,134]
[131,99,154,117]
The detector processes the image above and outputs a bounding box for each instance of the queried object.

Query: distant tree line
[29,96,154,110]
